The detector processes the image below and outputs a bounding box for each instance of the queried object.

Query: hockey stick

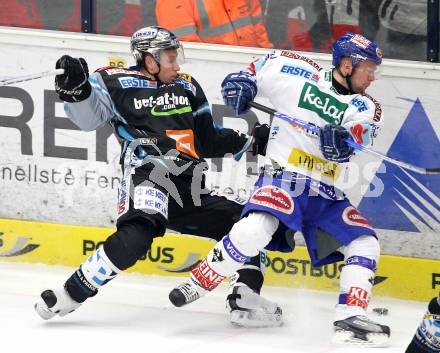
[249,101,440,175]
[0,68,65,86]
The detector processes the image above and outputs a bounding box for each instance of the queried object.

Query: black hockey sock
[236,254,264,294]
[65,268,98,303]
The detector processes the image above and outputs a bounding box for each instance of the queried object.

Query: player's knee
[343,235,380,272]
[229,212,279,255]
[104,219,157,270]
[344,235,380,259]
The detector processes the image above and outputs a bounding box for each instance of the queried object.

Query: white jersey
[250,50,383,189]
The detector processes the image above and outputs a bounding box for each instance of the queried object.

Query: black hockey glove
[251,123,270,156]
[319,124,355,162]
[55,55,91,103]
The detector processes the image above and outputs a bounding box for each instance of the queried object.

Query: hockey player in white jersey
[169,32,390,346]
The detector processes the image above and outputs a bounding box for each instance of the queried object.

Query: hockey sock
[191,234,247,291]
[65,247,121,303]
[233,250,266,294]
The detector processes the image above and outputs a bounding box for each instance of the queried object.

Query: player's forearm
[202,127,249,158]
[65,74,114,131]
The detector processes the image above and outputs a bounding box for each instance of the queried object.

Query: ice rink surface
[0,262,425,353]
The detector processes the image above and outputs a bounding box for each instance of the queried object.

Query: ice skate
[34,288,81,320]
[169,278,208,307]
[226,283,282,328]
[333,315,390,347]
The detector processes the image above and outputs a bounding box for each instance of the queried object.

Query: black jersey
[65,66,248,168]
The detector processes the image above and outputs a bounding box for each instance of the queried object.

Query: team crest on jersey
[250,186,294,214]
[179,73,192,82]
[342,206,373,229]
[175,75,196,95]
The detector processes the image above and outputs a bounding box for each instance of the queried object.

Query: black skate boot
[333,315,390,347]
[169,278,208,307]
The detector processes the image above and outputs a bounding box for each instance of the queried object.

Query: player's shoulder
[348,92,383,122]
[177,72,193,82]
[251,50,323,76]
[94,66,143,76]
[175,72,199,95]
[277,50,323,72]
[361,92,383,122]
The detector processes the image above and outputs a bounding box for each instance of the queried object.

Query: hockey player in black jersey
[34,26,281,327]
[406,296,440,353]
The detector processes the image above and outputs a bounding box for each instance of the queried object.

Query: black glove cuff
[251,123,270,156]
[57,81,91,103]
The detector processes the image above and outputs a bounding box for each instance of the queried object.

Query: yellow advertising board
[0,218,438,302]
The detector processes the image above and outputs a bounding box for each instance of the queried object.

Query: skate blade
[34,302,56,320]
[332,330,390,347]
[230,310,283,328]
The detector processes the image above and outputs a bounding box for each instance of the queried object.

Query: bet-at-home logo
[299,82,348,124]
[133,93,191,116]
[0,233,39,257]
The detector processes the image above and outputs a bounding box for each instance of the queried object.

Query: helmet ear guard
[132,48,143,66]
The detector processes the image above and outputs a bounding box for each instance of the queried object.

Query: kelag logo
[0,232,39,257]
[298,82,348,124]
[358,99,440,232]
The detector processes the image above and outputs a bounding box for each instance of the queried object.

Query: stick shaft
[0,69,64,86]
[249,101,439,175]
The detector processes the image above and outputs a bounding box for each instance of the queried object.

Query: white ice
[0,262,425,353]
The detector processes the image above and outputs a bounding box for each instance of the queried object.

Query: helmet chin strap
[336,65,355,94]
[142,53,161,81]
[148,66,161,81]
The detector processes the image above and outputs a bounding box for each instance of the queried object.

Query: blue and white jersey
[249,50,383,191]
